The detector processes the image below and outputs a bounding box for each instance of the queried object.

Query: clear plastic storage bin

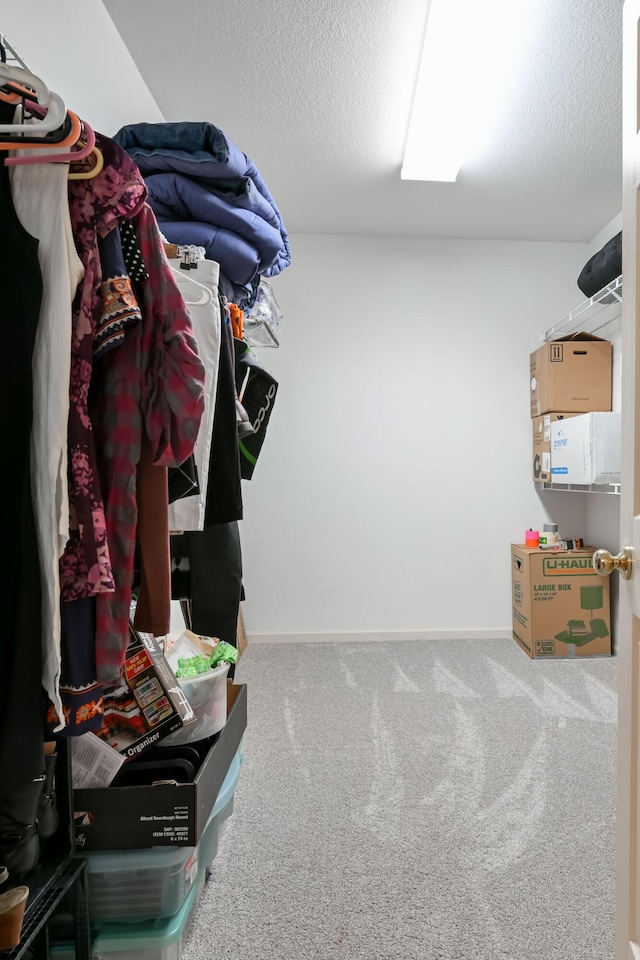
[198,748,241,872]
[83,844,198,923]
[163,661,230,746]
[52,881,202,960]
[82,748,243,923]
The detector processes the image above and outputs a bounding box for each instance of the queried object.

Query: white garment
[168,259,222,532]
[10,157,84,719]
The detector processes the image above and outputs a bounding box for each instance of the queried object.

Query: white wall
[240,234,589,640]
[585,212,622,260]
[1,0,163,135]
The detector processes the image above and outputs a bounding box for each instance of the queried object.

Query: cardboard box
[95,623,195,761]
[511,545,611,659]
[74,681,247,850]
[532,413,577,482]
[550,412,621,484]
[236,607,248,660]
[530,333,612,418]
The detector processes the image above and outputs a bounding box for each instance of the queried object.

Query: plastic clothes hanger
[0,92,70,146]
[68,144,104,180]
[0,81,39,102]
[5,117,93,166]
[0,108,81,155]
[0,89,75,145]
[169,266,214,306]
[0,63,50,117]
[0,89,66,137]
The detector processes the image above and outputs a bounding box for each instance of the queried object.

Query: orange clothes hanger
[0,108,81,152]
[6,117,94,166]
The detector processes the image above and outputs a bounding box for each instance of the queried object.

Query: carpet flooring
[183,639,616,960]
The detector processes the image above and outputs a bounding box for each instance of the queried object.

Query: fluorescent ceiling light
[402,0,530,182]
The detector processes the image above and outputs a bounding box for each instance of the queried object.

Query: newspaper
[71,732,126,789]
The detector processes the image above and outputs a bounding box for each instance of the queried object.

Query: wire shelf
[2,860,90,960]
[0,35,31,71]
[542,275,622,342]
[542,481,621,496]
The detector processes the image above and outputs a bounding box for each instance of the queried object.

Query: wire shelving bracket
[542,275,622,342]
[0,34,31,70]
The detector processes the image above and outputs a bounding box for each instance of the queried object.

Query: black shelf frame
[2,860,90,960]
[0,740,91,959]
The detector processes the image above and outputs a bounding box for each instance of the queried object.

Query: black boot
[0,774,44,881]
[0,823,39,882]
[37,755,58,841]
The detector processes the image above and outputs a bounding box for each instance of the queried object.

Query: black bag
[577,231,622,298]
[234,339,278,480]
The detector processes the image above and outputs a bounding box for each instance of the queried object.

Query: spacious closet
[0,1,627,959]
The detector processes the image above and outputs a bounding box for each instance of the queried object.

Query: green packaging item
[175,643,238,678]
[207,642,238,668]
[176,655,211,678]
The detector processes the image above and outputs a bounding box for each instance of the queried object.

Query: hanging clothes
[54,598,102,735]
[95,226,143,359]
[60,133,147,603]
[48,222,147,734]
[133,429,171,637]
[234,338,279,480]
[170,522,243,645]
[8,142,85,716]
[0,151,46,868]
[204,307,243,526]
[168,455,200,504]
[92,203,206,684]
[168,258,222,532]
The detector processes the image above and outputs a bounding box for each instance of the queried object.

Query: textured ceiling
[104,0,622,242]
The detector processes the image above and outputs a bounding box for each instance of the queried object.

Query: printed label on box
[543,557,594,576]
[550,344,563,362]
[125,650,153,682]
[536,640,556,656]
[143,696,173,727]
[134,676,163,708]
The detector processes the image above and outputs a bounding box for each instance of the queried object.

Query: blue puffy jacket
[114,123,291,305]
[146,173,284,280]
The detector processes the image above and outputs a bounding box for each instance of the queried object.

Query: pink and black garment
[94,227,143,359]
[60,134,147,602]
[92,203,205,684]
[50,223,147,735]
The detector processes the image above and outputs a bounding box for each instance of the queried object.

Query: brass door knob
[592,547,633,580]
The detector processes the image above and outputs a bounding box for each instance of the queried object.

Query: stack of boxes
[530,333,620,484]
[530,332,616,484]
[54,684,248,959]
[513,332,616,660]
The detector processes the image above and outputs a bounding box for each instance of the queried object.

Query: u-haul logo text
[543,557,593,577]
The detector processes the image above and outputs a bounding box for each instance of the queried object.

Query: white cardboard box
[551,412,621,484]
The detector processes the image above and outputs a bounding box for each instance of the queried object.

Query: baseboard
[247,628,512,645]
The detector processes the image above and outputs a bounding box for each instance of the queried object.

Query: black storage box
[73,682,247,850]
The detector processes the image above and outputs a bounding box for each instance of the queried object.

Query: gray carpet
[183,639,616,960]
